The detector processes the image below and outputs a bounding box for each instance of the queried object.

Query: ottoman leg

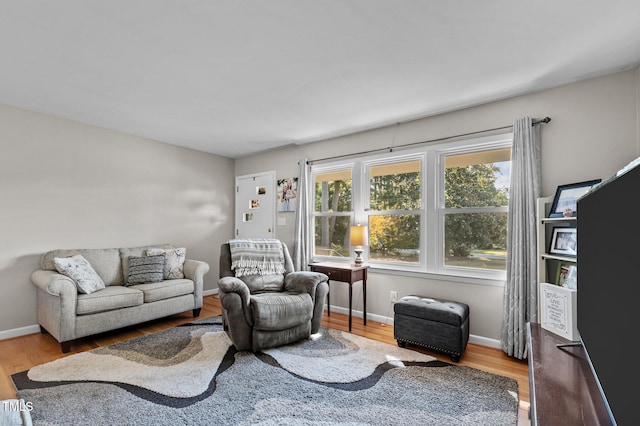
[397,340,406,348]
[450,354,460,362]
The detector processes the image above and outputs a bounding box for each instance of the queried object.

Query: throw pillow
[54,255,106,294]
[126,254,166,285]
[146,247,186,279]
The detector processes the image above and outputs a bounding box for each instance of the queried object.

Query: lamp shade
[350,225,368,246]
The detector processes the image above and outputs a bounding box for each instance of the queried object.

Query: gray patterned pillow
[146,247,186,279]
[54,255,106,294]
[126,254,166,285]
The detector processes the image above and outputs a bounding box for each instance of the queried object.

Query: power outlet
[390,291,398,303]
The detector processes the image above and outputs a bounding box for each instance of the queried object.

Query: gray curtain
[501,117,541,359]
[293,158,312,271]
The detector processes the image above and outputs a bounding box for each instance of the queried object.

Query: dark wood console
[527,322,612,425]
[309,262,368,332]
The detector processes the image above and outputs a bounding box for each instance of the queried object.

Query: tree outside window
[368,160,421,264]
[313,169,352,258]
[443,148,510,271]
[310,133,512,280]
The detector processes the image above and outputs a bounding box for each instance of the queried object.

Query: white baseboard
[469,334,502,349]
[203,288,218,297]
[0,324,40,341]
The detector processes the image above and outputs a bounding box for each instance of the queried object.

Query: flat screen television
[577,158,640,425]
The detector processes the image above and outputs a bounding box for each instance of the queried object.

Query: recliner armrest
[284,271,329,298]
[218,276,252,323]
[218,276,250,296]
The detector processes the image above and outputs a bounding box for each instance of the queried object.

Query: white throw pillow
[54,254,106,294]
[146,247,186,279]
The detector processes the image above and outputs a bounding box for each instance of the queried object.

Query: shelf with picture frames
[537,196,578,287]
[536,195,579,350]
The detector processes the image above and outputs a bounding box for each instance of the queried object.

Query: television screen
[577,160,640,425]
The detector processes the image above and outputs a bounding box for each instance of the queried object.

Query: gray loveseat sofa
[30,244,209,353]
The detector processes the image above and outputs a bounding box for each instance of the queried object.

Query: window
[313,167,353,258]
[311,133,512,281]
[441,147,511,273]
[367,158,423,265]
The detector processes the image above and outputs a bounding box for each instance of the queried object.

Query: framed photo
[548,179,601,218]
[549,227,577,256]
[277,177,298,212]
[556,261,577,289]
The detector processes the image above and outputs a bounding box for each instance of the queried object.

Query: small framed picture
[556,261,577,289]
[549,227,577,256]
[548,179,601,218]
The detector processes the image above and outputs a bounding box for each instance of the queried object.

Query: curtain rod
[308,116,551,164]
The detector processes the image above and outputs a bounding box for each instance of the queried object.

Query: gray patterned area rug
[12,317,518,425]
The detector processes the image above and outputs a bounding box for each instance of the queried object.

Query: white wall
[235,67,640,344]
[0,104,235,336]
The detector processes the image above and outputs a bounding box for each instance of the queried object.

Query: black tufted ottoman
[394,295,469,362]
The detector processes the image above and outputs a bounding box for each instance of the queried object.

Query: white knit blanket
[229,239,285,277]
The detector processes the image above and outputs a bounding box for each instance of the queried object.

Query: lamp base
[354,248,364,265]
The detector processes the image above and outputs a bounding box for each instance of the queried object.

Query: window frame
[311,162,356,263]
[310,132,513,283]
[433,136,512,281]
[363,152,426,272]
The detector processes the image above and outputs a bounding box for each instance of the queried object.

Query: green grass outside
[318,247,507,271]
[446,248,507,270]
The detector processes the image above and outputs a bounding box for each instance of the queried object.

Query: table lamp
[350,225,368,265]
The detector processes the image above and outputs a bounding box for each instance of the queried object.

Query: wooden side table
[309,262,368,332]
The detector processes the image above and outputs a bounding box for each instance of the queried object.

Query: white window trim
[362,152,426,272]
[433,133,513,281]
[311,161,356,263]
[310,132,513,284]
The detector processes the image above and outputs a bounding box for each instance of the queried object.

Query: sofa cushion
[43,248,122,286]
[126,254,166,285]
[76,286,144,315]
[119,244,173,282]
[146,247,186,279]
[250,292,313,331]
[54,255,106,294]
[128,279,194,303]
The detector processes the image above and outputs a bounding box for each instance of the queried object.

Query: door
[235,171,276,239]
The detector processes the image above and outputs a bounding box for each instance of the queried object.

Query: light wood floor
[0,295,530,424]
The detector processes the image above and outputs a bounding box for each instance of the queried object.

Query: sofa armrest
[284,271,328,299]
[30,270,77,298]
[183,259,209,309]
[30,270,78,343]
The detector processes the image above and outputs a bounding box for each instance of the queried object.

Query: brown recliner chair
[218,241,329,351]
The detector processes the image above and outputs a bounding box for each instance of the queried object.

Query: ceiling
[1,1,640,159]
